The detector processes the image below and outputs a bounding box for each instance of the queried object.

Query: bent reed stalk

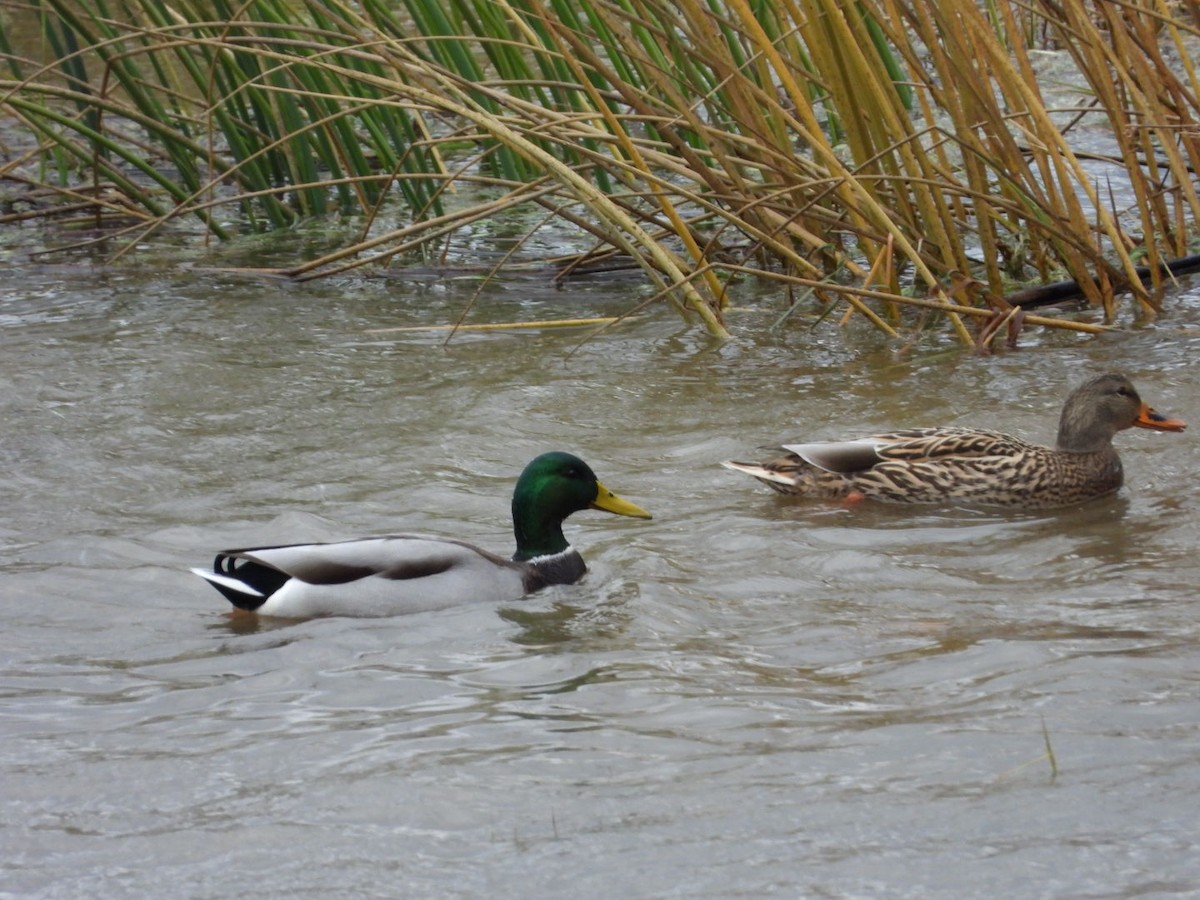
[0,0,1197,341]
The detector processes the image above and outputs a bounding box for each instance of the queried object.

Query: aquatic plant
[0,0,1197,341]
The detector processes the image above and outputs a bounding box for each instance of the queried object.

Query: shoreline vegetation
[1,0,1197,342]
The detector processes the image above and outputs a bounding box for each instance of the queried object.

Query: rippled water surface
[3,261,1200,898]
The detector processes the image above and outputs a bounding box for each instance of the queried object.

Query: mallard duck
[723,373,1185,508]
[191,452,651,617]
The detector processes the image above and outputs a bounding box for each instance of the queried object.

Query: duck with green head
[723,373,1186,509]
[191,452,652,617]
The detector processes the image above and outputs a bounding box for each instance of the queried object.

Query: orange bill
[1134,402,1187,432]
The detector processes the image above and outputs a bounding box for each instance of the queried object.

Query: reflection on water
[3,265,1200,897]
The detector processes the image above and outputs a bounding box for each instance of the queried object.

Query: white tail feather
[721,460,795,485]
[190,567,265,598]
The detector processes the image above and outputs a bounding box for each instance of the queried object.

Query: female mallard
[723,373,1185,509]
[192,452,651,617]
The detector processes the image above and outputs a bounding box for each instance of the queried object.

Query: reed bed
[0,0,1197,341]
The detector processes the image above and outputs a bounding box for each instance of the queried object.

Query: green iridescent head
[511,452,651,561]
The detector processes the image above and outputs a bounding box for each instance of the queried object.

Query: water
[3,258,1200,898]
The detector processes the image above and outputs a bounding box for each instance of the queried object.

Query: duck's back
[232,536,529,617]
[854,444,1123,507]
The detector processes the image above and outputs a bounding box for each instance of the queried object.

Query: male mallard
[191,452,651,617]
[723,373,1185,509]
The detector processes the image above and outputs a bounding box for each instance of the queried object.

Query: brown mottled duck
[723,374,1185,509]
